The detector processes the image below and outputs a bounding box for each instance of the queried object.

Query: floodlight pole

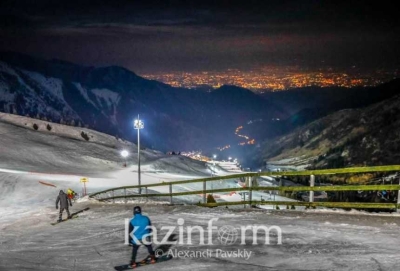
[134,115,144,194]
[137,123,141,194]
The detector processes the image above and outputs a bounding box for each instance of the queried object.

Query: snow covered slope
[0,113,211,208]
[1,203,400,271]
[1,113,400,271]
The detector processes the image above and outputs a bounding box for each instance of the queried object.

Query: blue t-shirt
[130,214,152,244]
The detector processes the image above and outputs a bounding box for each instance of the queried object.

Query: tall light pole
[134,115,144,194]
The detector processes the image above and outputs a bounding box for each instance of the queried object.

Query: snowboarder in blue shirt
[129,206,156,268]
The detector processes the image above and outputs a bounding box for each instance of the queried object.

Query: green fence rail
[89,165,400,210]
[198,201,400,209]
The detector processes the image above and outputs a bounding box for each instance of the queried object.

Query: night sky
[0,0,399,74]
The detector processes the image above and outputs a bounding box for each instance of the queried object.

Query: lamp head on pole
[121,150,129,158]
[134,118,144,129]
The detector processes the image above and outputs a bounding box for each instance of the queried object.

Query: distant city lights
[141,67,399,92]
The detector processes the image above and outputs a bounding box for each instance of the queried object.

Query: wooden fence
[89,165,400,210]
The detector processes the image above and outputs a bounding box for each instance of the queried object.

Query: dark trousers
[59,208,70,220]
[131,243,155,263]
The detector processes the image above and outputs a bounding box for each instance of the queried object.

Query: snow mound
[305,207,400,217]
[76,195,101,204]
[112,199,171,205]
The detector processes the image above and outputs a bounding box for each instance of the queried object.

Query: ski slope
[0,113,213,225]
[1,203,400,271]
[1,113,400,271]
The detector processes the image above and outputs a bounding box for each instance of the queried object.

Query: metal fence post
[310,175,315,203]
[124,188,127,204]
[249,176,253,206]
[112,190,115,204]
[243,189,246,208]
[397,177,400,213]
[145,187,148,202]
[203,180,207,204]
[169,183,173,205]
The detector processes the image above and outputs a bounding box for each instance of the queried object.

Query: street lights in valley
[134,116,144,194]
[120,150,129,167]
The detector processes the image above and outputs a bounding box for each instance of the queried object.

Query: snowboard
[114,255,173,270]
[51,215,78,225]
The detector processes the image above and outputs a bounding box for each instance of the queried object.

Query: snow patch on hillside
[0,62,80,119]
[91,88,121,125]
[91,88,120,109]
[0,62,37,96]
[0,61,19,77]
[21,70,64,100]
[73,82,98,108]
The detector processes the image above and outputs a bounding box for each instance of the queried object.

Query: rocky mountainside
[259,93,400,169]
[262,80,400,115]
[261,80,400,129]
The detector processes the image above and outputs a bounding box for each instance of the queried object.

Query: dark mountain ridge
[0,52,286,151]
[262,79,400,117]
[2,51,399,159]
[258,92,400,169]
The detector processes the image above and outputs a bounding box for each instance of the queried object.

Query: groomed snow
[1,204,400,271]
[1,112,399,271]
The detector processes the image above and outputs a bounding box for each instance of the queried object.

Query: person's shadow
[70,207,90,217]
[154,233,177,254]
